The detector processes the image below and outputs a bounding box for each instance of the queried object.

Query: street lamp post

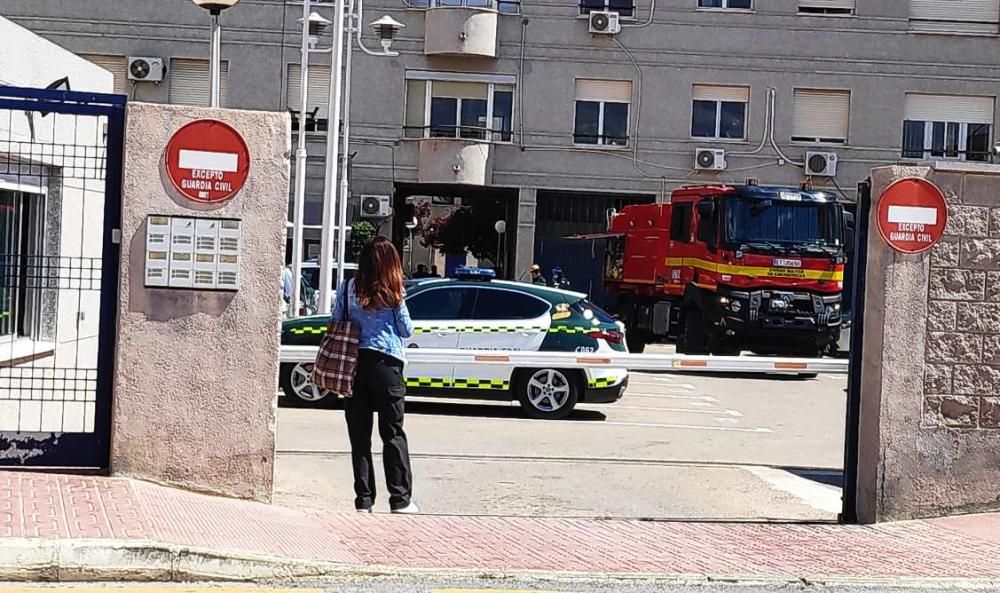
[317,3,404,302]
[404,218,418,275]
[191,0,241,108]
[289,5,332,318]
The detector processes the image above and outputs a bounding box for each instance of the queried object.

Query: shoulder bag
[311,280,361,396]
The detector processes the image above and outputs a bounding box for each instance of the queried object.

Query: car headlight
[730,300,742,313]
[826,305,840,316]
[718,296,730,305]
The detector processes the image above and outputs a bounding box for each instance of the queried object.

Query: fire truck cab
[605,184,846,356]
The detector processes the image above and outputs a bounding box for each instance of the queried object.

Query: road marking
[0,589,318,593]
[714,417,741,424]
[599,420,770,433]
[745,466,842,514]
[581,404,742,416]
[436,590,575,593]
[625,393,717,402]
[822,374,845,381]
[628,382,697,391]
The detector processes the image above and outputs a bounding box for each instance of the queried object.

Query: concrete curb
[1,538,999,589]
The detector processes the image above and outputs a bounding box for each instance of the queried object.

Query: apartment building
[2,0,999,279]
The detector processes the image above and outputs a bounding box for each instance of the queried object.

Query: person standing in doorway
[331,237,417,514]
[529,264,547,285]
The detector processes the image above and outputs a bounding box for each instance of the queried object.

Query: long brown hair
[355,236,405,310]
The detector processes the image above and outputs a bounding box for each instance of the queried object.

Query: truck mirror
[843,211,855,230]
[697,200,715,217]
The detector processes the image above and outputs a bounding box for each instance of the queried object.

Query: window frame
[901,119,993,162]
[696,0,754,11]
[579,0,636,18]
[573,99,631,147]
[404,75,515,143]
[690,98,748,141]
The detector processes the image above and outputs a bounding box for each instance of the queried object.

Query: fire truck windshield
[724,198,842,254]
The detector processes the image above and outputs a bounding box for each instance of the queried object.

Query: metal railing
[281,346,850,375]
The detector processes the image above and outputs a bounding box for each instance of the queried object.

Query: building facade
[2,0,999,281]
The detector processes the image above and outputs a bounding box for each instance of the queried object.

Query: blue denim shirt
[331,280,413,363]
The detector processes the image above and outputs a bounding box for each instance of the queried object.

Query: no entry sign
[876,177,948,255]
[164,119,250,204]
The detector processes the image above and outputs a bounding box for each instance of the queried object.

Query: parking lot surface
[276,347,847,520]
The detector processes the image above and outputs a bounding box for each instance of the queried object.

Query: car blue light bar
[454,266,496,280]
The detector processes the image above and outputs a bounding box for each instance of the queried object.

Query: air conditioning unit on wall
[805,151,838,177]
[695,148,727,171]
[360,195,392,218]
[589,10,621,34]
[127,57,165,83]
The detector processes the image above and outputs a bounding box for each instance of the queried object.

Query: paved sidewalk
[2,471,1000,583]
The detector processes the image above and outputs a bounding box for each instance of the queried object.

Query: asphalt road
[275,348,848,521]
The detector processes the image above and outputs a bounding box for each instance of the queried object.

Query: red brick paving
[2,471,1000,580]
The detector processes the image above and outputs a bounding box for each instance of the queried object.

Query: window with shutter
[574,79,632,146]
[798,0,854,14]
[791,89,851,144]
[81,54,128,95]
[168,58,230,107]
[901,93,995,161]
[910,0,1000,34]
[691,84,750,140]
[287,64,333,131]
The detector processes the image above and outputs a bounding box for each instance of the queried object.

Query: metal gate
[0,86,125,469]
[840,178,871,523]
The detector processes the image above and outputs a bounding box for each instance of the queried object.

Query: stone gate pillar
[111,103,290,500]
[857,163,1000,522]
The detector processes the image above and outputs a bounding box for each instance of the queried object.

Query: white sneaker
[356,507,373,514]
[391,501,420,514]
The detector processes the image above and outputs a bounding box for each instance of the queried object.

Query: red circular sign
[876,177,948,255]
[164,119,250,204]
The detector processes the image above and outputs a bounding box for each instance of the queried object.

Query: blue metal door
[0,86,126,469]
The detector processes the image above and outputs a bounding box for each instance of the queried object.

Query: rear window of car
[570,299,617,323]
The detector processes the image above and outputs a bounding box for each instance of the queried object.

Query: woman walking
[331,237,417,513]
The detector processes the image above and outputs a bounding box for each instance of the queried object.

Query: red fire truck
[599,183,847,356]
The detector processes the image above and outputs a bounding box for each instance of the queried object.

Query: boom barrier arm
[280,346,849,375]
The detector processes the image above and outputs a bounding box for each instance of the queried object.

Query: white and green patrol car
[280,268,629,419]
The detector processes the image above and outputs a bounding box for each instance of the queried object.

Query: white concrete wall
[0,16,114,432]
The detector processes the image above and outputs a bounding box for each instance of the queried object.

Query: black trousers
[344,349,413,510]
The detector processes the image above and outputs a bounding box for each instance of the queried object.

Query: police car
[280,268,629,419]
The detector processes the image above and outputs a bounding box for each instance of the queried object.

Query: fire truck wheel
[626,331,648,353]
[679,309,708,354]
[515,368,580,420]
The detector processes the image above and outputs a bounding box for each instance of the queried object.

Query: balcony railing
[405,125,513,143]
[410,0,520,14]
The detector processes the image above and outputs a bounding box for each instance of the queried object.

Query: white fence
[280,346,850,375]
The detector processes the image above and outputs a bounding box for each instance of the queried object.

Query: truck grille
[751,291,820,329]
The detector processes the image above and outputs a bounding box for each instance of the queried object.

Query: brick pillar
[856,163,1000,522]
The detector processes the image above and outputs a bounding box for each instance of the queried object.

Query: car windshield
[725,198,842,253]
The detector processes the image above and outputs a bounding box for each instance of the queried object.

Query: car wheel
[515,368,580,420]
[279,362,332,407]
